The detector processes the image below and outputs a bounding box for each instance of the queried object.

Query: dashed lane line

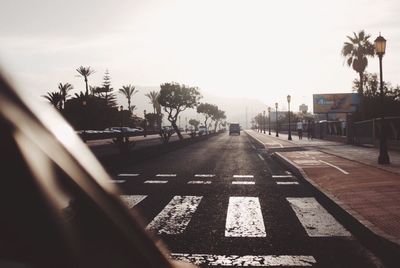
[287,197,351,237]
[171,253,317,266]
[147,196,203,234]
[225,197,266,237]
[276,181,299,185]
[232,181,255,185]
[144,180,168,184]
[188,180,212,184]
[319,160,350,175]
[120,195,147,208]
[233,175,254,178]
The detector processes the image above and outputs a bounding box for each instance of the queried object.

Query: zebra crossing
[116,172,352,266]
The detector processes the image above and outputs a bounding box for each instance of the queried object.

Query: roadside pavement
[246,129,400,248]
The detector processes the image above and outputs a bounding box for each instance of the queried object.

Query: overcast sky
[1,0,400,113]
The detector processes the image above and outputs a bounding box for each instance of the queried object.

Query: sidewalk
[246,129,400,247]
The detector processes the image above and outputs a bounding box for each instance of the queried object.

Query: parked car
[198,126,208,135]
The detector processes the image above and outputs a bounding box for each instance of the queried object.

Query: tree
[119,84,138,113]
[197,103,218,130]
[145,91,160,114]
[158,82,202,140]
[99,70,117,107]
[58,83,73,109]
[212,109,226,132]
[76,66,95,95]
[43,91,62,110]
[189,119,200,131]
[341,30,375,94]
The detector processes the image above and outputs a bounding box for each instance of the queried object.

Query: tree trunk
[359,72,363,95]
[172,121,183,140]
[85,77,88,96]
[359,72,365,120]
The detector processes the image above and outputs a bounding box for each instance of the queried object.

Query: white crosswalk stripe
[277,181,299,185]
[194,174,215,177]
[188,180,212,184]
[118,173,139,177]
[171,253,316,266]
[120,195,147,208]
[287,197,351,237]
[233,175,254,178]
[147,196,203,234]
[232,181,255,185]
[272,175,293,178]
[225,197,266,237]
[156,174,176,177]
[144,180,168,184]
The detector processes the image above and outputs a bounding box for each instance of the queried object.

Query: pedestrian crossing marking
[144,180,168,184]
[272,175,293,178]
[277,182,299,185]
[188,180,212,184]
[233,175,254,178]
[225,197,266,237]
[171,253,316,266]
[147,196,203,234]
[120,195,147,208]
[232,181,255,185]
[118,173,139,177]
[109,180,125,183]
[156,174,176,177]
[194,174,215,177]
[287,197,351,237]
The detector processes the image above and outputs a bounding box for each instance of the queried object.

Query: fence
[353,116,400,146]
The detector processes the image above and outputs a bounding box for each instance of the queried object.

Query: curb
[272,151,400,267]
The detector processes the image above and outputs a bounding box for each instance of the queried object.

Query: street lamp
[287,95,292,140]
[375,34,390,164]
[118,105,123,127]
[275,102,279,137]
[268,106,271,135]
[263,110,266,134]
[82,100,87,141]
[144,109,147,137]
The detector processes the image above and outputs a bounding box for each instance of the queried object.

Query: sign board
[313,93,359,114]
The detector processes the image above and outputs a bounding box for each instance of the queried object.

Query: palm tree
[119,84,138,112]
[342,30,375,94]
[76,66,95,95]
[43,91,62,110]
[58,82,73,109]
[145,91,160,114]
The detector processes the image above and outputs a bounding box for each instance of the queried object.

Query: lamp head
[275,102,278,109]
[374,34,386,56]
[287,95,291,103]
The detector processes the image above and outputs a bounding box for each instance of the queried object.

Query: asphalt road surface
[109,132,383,267]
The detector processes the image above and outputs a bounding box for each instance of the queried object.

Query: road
[108,132,382,267]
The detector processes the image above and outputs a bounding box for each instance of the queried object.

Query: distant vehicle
[229,123,240,135]
[198,126,208,135]
[105,127,142,134]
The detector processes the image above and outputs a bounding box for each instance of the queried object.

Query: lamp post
[118,105,123,127]
[82,100,87,142]
[375,34,390,164]
[268,106,271,135]
[263,110,266,134]
[144,109,147,137]
[275,102,279,137]
[287,95,292,140]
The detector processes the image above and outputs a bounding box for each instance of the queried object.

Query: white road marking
[233,175,254,178]
[144,180,168,184]
[251,144,256,149]
[118,173,139,177]
[188,180,212,184]
[257,153,265,160]
[287,197,351,237]
[171,253,316,266]
[109,180,126,183]
[232,181,255,185]
[285,171,292,174]
[319,160,350,175]
[194,174,215,177]
[120,195,147,208]
[276,181,299,185]
[147,196,203,234]
[156,174,176,177]
[225,197,266,237]
[272,175,293,178]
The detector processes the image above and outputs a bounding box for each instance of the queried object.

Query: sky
[1,0,400,116]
